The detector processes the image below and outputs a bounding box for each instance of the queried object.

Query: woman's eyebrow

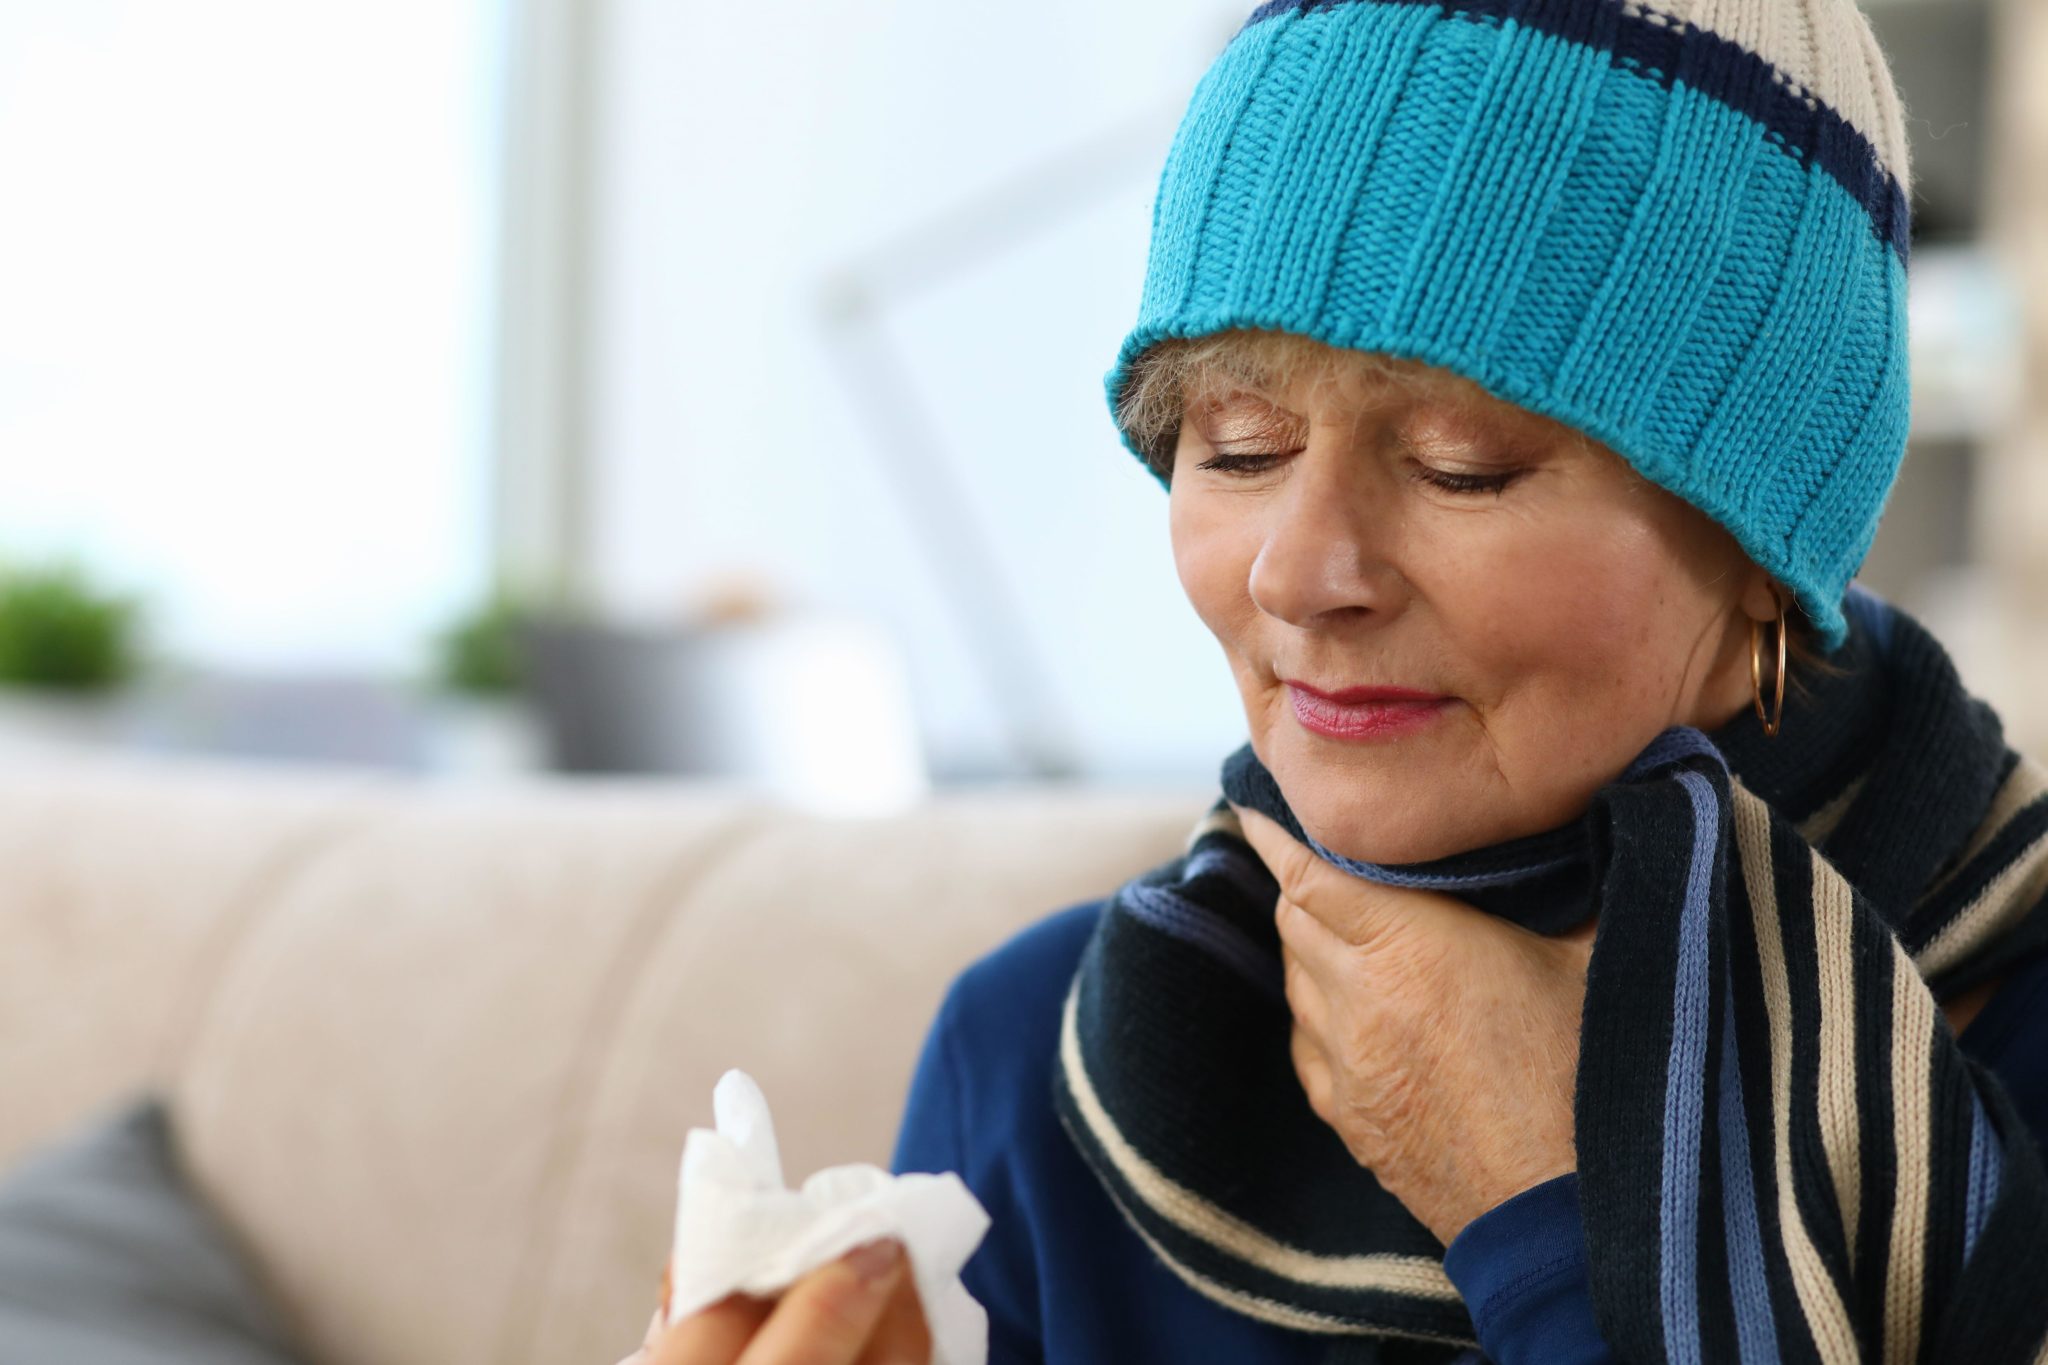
[1185,372,1287,407]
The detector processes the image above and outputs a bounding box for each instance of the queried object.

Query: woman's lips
[1283,681,1453,741]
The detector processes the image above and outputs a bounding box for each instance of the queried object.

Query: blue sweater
[889,900,2048,1364]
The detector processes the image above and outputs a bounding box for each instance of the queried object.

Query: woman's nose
[1245,453,1404,629]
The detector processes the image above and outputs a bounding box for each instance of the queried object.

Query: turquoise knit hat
[1105,0,1914,652]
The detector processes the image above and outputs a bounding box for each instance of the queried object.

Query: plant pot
[0,687,136,762]
[418,694,548,779]
[518,612,929,814]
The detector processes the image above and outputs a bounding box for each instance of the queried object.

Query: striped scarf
[1053,588,2048,1363]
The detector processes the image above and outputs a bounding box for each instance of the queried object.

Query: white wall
[582,0,1255,781]
[0,0,501,674]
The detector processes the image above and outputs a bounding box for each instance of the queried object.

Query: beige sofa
[0,754,1209,1365]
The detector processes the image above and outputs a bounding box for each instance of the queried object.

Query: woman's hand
[1229,803,1594,1247]
[617,1239,931,1365]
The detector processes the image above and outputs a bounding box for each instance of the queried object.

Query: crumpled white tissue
[663,1069,991,1365]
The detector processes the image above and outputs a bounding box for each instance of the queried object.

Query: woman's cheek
[1447,521,1691,796]
[1171,495,1263,650]
[1473,508,1681,659]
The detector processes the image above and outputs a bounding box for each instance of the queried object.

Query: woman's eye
[1192,450,1525,494]
[1194,451,1288,477]
[1413,464,1522,496]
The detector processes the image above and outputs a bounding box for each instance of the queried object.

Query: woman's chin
[1275,770,1477,866]
[1260,728,1490,866]
[1271,746,1598,865]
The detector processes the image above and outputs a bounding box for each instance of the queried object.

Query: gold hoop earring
[1750,594,1788,739]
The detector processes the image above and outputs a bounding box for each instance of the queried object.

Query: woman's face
[1168,346,1780,865]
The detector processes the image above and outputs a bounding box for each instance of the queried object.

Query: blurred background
[1,0,2042,813]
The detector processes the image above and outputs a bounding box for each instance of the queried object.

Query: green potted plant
[415,580,566,777]
[0,554,149,756]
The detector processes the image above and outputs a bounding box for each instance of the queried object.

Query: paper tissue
[660,1069,991,1365]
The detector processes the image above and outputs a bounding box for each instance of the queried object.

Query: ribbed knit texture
[1105,0,1915,650]
[1053,587,2048,1361]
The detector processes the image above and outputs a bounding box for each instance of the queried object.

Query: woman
[633,0,2048,1360]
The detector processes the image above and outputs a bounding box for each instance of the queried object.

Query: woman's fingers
[1230,806,1328,915]
[733,1239,909,1365]
[638,1239,917,1365]
[647,1292,775,1365]
[1290,1019,1336,1127]
[1231,802,1465,947]
[853,1273,933,1365]
[1276,896,1346,1000]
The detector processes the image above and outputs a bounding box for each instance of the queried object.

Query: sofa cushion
[0,1091,305,1364]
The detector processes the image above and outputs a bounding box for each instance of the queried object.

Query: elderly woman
[634,0,2048,1362]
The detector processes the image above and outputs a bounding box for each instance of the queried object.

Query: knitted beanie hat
[1105,0,1913,651]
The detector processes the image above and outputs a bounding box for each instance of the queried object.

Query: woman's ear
[1737,566,1786,624]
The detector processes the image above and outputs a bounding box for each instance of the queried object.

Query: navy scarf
[1053,589,2048,1362]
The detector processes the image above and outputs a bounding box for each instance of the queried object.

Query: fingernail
[844,1237,904,1285]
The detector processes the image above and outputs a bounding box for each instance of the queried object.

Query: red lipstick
[1282,679,1453,741]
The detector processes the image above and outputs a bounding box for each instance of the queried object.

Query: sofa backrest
[0,756,1208,1365]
